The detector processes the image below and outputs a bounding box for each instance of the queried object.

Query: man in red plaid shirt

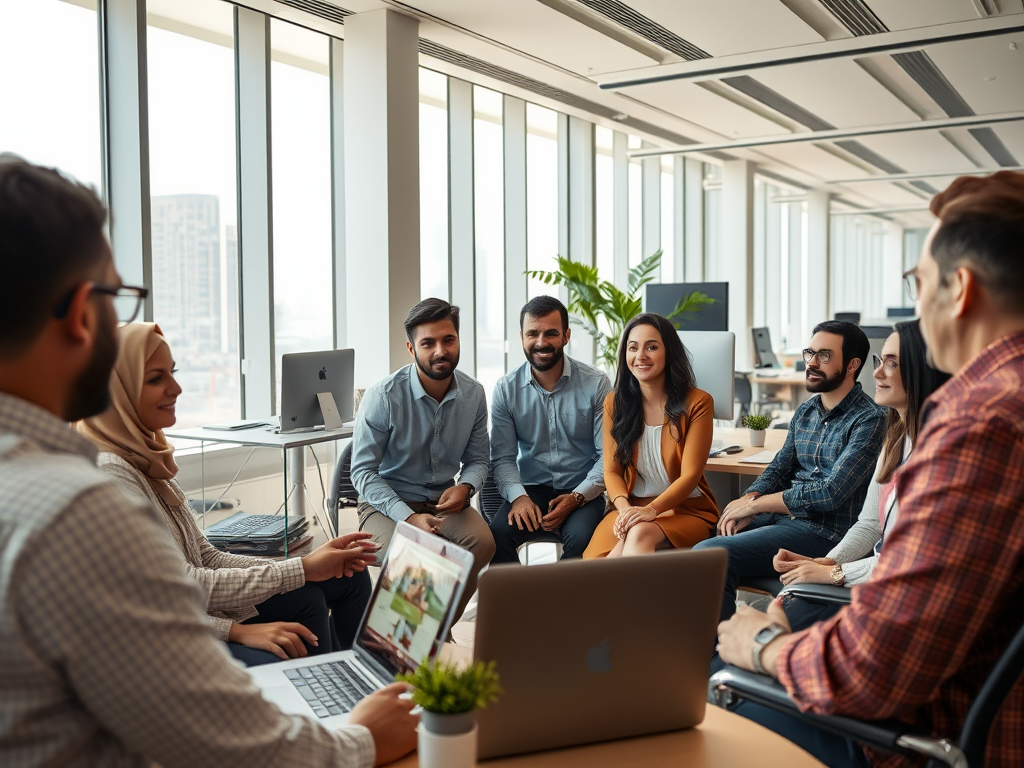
[718,170,1024,768]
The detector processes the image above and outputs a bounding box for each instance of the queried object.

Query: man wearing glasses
[0,157,416,766]
[694,320,886,624]
[717,171,1024,768]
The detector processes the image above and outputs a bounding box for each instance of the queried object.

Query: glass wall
[628,135,642,267]
[270,20,333,399]
[594,126,615,285]
[0,0,102,190]
[526,103,558,300]
[660,158,674,282]
[420,68,449,301]
[473,85,505,398]
[147,1,240,429]
[831,215,887,322]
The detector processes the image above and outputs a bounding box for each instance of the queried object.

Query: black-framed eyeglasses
[802,348,832,365]
[903,268,919,301]
[873,354,898,373]
[53,283,149,324]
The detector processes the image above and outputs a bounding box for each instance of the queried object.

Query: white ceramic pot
[749,428,766,448]
[418,712,477,768]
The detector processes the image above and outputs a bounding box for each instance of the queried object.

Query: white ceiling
[223,0,1024,228]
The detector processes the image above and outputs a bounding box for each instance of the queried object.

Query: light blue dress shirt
[350,365,490,522]
[490,356,611,504]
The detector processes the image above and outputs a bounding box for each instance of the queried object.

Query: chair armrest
[709,668,918,757]
[780,583,853,605]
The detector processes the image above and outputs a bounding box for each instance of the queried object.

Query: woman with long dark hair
[772,319,950,628]
[583,314,719,558]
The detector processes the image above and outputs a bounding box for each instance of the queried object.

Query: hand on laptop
[349,682,419,766]
[407,512,445,535]
[508,495,543,531]
[228,621,316,661]
[541,494,576,531]
[303,533,379,581]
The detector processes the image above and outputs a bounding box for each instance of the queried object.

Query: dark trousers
[488,485,606,564]
[728,697,872,768]
[226,570,372,667]
[692,514,836,623]
[781,591,844,632]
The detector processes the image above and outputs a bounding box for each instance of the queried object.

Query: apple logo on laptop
[319,367,327,381]
[586,638,612,674]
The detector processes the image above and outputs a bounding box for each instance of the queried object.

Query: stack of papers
[739,450,777,464]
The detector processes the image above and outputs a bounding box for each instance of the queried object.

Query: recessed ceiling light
[612,113,629,121]
[983,75,997,81]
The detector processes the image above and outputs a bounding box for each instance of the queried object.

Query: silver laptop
[249,522,474,727]
[279,349,355,433]
[474,548,728,759]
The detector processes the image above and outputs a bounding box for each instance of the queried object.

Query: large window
[420,68,449,301]
[831,214,887,322]
[0,0,101,190]
[526,103,558,299]
[473,85,505,397]
[594,126,615,285]
[660,158,674,282]
[147,2,240,429]
[628,135,642,267]
[271,20,333,396]
[703,163,722,276]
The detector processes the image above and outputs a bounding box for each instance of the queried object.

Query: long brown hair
[876,320,951,484]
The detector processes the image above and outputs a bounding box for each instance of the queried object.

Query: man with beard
[694,320,885,624]
[0,157,417,766]
[351,298,493,621]
[488,296,611,563]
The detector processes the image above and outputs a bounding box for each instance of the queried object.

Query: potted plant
[527,250,713,372]
[742,413,773,448]
[397,659,502,768]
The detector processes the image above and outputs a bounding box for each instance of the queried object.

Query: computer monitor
[887,307,915,318]
[834,312,861,324]
[677,331,735,421]
[751,327,779,369]
[645,282,729,332]
[279,349,355,432]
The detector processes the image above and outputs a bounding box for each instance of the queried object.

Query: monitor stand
[316,391,345,430]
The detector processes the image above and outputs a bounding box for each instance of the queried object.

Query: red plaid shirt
[777,332,1024,768]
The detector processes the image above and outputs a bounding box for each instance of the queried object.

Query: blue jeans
[489,485,606,563]
[226,571,372,666]
[727,696,872,768]
[693,514,835,623]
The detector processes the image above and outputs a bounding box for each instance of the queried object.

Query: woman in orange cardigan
[583,313,719,558]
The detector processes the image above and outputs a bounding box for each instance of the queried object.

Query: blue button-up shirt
[350,365,490,522]
[747,382,886,542]
[490,356,611,504]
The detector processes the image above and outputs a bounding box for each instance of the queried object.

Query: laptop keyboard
[285,660,378,718]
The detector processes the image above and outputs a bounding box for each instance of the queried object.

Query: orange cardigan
[602,388,719,523]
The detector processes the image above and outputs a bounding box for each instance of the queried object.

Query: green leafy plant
[526,250,714,371]
[741,413,773,432]
[396,660,502,715]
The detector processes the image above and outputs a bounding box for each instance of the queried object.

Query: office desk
[748,368,808,411]
[388,705,823,767]
[705,426,786,501]
[164,424,353,553]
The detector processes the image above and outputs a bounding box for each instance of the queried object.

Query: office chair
[327,442,358,538]
[710,602,1024,768]
[834,312,861,324]
[480,473,563,564]
[734,373,752,425]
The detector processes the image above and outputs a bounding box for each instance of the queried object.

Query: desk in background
[747,368,809,412]
[705,426,786,502]
[164,424,353,555]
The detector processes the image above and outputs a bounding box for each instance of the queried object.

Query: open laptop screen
[356,524,470,677]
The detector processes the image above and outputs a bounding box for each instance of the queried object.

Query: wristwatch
[830,563,846,586]
[752,623,788,675]
[460,482,477,497]
[571,491,586,509]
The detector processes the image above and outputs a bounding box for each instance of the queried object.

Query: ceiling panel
[627,0,822,57]
[752,142,875,181]
[863,0,980,30]
[753,58,920,128]
[990,122,1024,157]
[407,0,658,76]
[627,81,792,138]
[924,35,1024,115]
[854,131,974,171]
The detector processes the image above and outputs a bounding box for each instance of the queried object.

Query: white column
[503,95,527,371]
[683,158,705,281]
[234,7,275,417]
[720,159,754,367]
[806,189,831,336]
[330,38,347,348]
[447,79,476,375]
[100,0,152,314]
[343,9,420,388]
[672,156,686,281]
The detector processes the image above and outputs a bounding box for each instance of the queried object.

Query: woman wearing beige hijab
[78,323,377,666]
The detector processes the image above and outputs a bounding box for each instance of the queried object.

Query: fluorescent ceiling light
[827,167,1024,184]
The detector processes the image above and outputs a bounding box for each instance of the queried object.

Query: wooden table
[706,426,787,477]
[748,368,809,411]
[388,705,824,767]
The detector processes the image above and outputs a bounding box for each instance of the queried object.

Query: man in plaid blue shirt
[694,321,886,623]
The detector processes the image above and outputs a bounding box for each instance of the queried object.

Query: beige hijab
[77,322,184,506]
